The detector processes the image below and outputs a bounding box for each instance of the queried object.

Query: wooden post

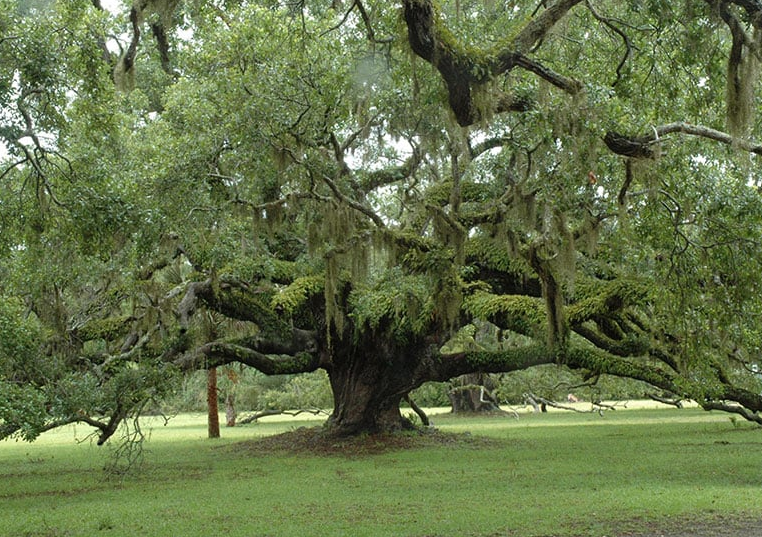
[207,368,220,438]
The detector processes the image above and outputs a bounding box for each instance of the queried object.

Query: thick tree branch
[434,343,555,380]
[320,173,387,227]
[565,346,681,395]
[512,54,583,95]
[604,122,762,158]
[182,342,320,374]
[150,22,173,75]
[117,6,141,81]
[359,145,423,192]
[512,0,586,53]
[178,278,289,337]
[402,0,581,126]
[176,278,319,356]
[724,0,762,29]
[700,400,762,425]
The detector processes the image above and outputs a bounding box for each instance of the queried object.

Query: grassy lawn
[1,405,761,537]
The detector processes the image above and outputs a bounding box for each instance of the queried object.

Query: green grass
[1,407,761,537]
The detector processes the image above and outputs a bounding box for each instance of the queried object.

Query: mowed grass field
[1,404,761,537]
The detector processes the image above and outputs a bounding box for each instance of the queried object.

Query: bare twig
[585,0,634,87]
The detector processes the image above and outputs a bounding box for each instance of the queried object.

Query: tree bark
[225,392,236,427]
[207,368,220,438]
[324,360,416,436]
[321,332,434,436]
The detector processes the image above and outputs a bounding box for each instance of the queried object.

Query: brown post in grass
[207,368,220,438]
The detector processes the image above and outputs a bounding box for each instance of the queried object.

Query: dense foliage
[2,0,762,440]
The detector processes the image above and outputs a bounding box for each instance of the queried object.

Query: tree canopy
[2,0,762,441]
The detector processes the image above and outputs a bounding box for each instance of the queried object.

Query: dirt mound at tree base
[615,514,762,537]
[224,426,502,457]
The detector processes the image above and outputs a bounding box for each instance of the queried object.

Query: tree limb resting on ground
[237,408,329,425]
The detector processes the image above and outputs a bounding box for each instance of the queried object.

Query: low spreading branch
[700,401,762,425]
[524,392,617,415]
[237,408,328,425]
[647,393,685,408]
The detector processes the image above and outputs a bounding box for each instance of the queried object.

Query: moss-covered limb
[527,244,568,352]
[226,327,318,356]
[565,345,681,394]
[358,146,423,193]
[566,279,652,325]
[183,342,320,375]
[511,0,586,52]
[179,278,293,341]
[425,180,497,206]
[270,275,324,314]
[76,315,133,342]
[349,272,436,340]
[700,400,762,425]
[712,372,762,411]
[565,279,657,359]
[572,323,651,358]
[466,247,537,291]
[433,343,554,380]
[647,347,681,374]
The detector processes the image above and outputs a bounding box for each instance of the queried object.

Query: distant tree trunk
[207,367,220,438]
[448,373,501,413]
[225,392,236,427]
[224,365,239,427]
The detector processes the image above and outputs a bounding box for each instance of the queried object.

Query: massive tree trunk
[326,380,412,437]
[322,332,432,436]
[320,331,556,435]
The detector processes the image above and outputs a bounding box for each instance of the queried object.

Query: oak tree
[2,0,762,441]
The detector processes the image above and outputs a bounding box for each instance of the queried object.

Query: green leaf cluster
[463,291,545,337]
[350,270,434,341]
[271,275,324,314]
[567,279,652,325]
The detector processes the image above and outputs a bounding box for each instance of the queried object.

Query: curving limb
[604,122,762,158]
[183,342,321,375]
[402,0,583,126]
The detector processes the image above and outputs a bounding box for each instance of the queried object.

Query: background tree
[2,0,762,443]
